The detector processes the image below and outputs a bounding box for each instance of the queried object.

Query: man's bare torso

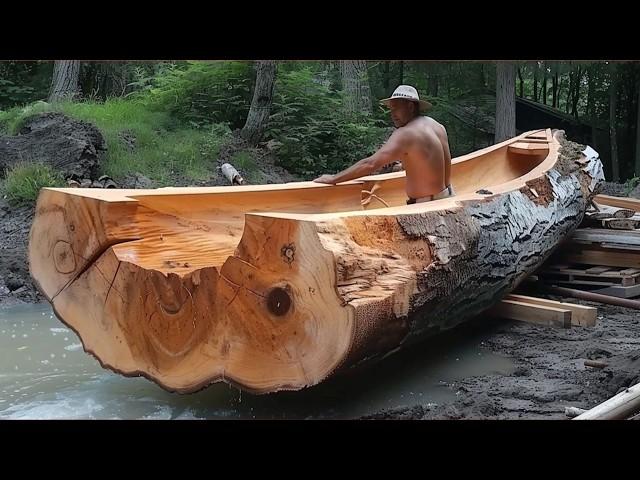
[396,116,452,199]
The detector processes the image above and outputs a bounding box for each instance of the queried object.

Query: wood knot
[281,243,295,264]
[267,287,292,316]
[53,240,76,274]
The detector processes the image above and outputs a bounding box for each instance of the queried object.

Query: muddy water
[0,303,515,419]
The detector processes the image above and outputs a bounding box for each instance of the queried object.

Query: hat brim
[380,97,432,112]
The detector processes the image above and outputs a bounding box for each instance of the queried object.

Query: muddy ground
[361,300,640,419]
[1,154,639,419]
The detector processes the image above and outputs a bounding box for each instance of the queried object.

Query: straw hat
[380,85,432,112]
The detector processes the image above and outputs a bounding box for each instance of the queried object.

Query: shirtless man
[313,85,454,204]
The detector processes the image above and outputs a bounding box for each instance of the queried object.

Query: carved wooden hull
[29,129,604,393]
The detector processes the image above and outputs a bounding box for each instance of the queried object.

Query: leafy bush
[266,67,388,177]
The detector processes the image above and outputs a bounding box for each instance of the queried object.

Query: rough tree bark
[610,63,620,182]
[340,60,372,116]
[240,60,277,146]
[495,62,517,142]
[635,74,640,176]
[48,60,81,102]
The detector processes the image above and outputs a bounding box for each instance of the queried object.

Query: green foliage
[141,61,253,129]
[0,61,52,109]
[266,67,387,177]
[5,59,640,184]
[624,176,640,195]
[0,101,57,134]
[231,150,261,183]
[3,163,64,205]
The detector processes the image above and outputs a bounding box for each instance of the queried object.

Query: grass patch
[0,99,232,186]
[3,162,64,205]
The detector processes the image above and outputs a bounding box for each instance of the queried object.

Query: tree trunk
[28,130,604,394]
[610,64,620,182]
[495,62,517,143]
[475,63,486,92]
[552,71,558,108]
[533,66,539,102]
[542,66,548,105]
[399,60,404,85]
[517,67,524,97]
[81,62,130,99]
[586,66,595,119]
[48,60,81,102]
[635,76,640,176]
[428,64,439,96]
[340,60,372,116]
[240,60,277,146]
[383,61,390,93]
[571,66,582,118]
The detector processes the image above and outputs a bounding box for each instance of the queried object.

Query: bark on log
[28,129,604,393]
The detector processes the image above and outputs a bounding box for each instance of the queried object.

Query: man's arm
[313,130,407,184]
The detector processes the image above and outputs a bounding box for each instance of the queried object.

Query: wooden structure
[29,129,604,394]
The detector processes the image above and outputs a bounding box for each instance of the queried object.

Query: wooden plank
[571,229,640,246]
[508,142,549,155]
[574,382,640,420]
[490,299,572,328]
[601,218,640,230]
[563,249,640,268]
[594,195,640,212]
[620,268,640,275]
[547,278,620,288]
[519,138,550,143]
[594,283,640,299]
[600,243,640,251]
[542,266,640,280]
[526,131,548,139]
[547,279,640,298]
[589,203,636,219]
[585,266,615,274]
[506,294,597,327]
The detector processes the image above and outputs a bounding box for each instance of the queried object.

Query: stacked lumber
[538,195,640,299]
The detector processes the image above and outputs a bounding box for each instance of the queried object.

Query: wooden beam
[506,294,597,327]
[490,299,572,328]
[594,195,640,212]
[600,218,640,230]
[574,382,640,420]
[589,202,635,219]
[571,229,640,246]
[563,248,640,268]
[594,283,640,299]
[540,277,640,296]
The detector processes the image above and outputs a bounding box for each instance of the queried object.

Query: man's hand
[313,174,336,184]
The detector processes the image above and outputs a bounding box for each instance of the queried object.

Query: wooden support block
[490,299,572,328]
[506,294,597,327]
